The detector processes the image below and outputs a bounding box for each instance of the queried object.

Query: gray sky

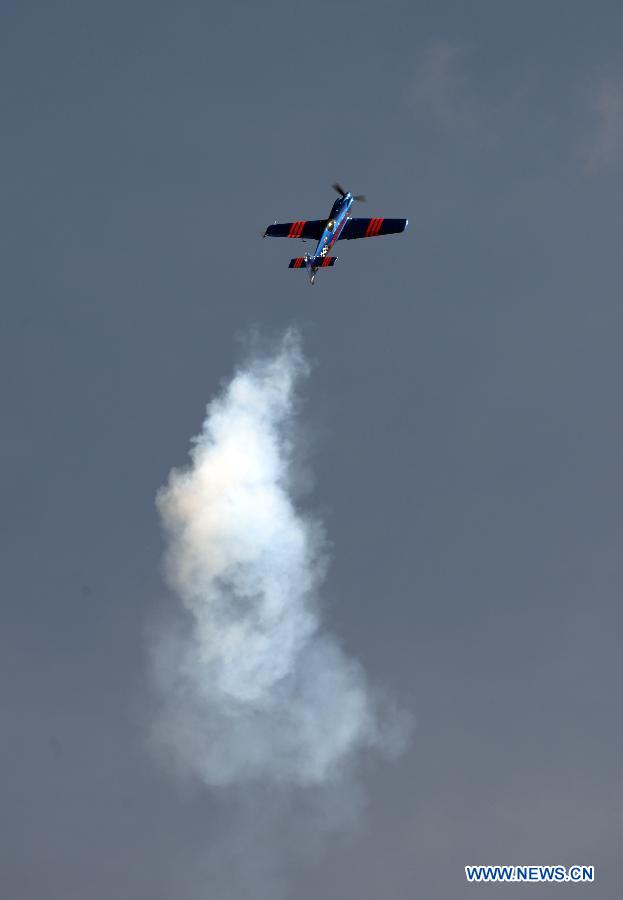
[2,1,622,897]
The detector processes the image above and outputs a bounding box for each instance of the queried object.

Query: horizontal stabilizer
[289,256,338,269]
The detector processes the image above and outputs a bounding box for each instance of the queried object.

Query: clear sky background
[2,1,622,897]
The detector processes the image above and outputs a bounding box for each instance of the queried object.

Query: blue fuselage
[310,193,354,264]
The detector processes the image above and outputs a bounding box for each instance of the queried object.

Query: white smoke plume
[150,330,407,789]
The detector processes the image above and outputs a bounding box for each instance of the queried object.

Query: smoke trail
[150,330,407,790]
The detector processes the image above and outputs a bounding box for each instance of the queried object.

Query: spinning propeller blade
[332,183,366,202]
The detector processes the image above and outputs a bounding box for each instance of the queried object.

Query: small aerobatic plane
[263,183,408,284]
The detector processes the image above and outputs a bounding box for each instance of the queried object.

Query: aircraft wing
[338,217,408,239]
[264,220,326,240]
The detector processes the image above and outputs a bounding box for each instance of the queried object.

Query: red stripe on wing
[288,221,303,238]
[366,217,381,237]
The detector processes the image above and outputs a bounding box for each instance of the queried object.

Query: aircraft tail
[288,256,338,268]
[289,255,338,284]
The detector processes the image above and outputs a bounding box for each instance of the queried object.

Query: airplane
[263,183,408,284]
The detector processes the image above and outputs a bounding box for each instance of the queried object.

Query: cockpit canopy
[326,219,335,231]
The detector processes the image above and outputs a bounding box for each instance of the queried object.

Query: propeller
[332,183,366,202]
